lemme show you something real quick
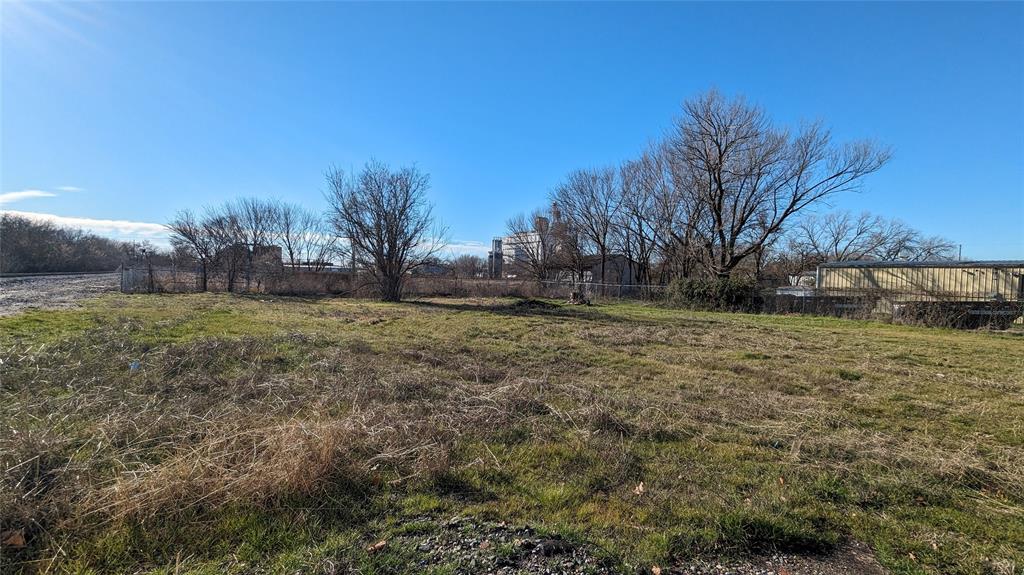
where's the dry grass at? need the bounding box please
[1,294,1021,574]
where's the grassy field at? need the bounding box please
[1,294,1022,574]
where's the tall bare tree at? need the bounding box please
[551,167,620,282]
[666,90,891,277]
[616,150,680,286]
[275,201,306,270]
[325,160,445,301]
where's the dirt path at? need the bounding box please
[0,273,119,316]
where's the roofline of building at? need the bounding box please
[818,260,1024,269]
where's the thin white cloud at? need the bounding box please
[1,210,170,247]
[0,190,57,205]
[444,240,490,258]
[56,186,84,192]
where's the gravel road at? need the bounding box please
[0,273,119,316]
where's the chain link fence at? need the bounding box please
[120,267,1021,329]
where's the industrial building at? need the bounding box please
[776,260,1024,327]
[815,260,1024,301]
[487,204,639,285]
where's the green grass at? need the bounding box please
[1,293,1022,574]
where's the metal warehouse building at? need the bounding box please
[816,260,1024,302]
[810,260,1024,328]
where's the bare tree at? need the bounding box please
[553,216,590,283]
[909,235,957,261]
[325,160,445,301]
[616,150,679,286]
[229,198,280,289]
[301,214,341,272]
[791,211,897,263]
[202,208,246,292]
[275,201,306,270]
[166,210,217,291]
[666,90,891,277]
[790,210,956,264]
[504,209,560,283]
[451,254,486,278]
[551,167,620,282]
[275,202,340,271]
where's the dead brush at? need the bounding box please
[81,416,369,521]
[578,392,686,442]
[587,405,636,436]
[72,375,571,524]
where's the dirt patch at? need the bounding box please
[667,540,887,574]
[374,516,885,574]
[510,298,558,310]
[376,515,614,574]
[0,273,118,316]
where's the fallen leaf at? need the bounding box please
[652,566,662,575]
[1,530,26,548]
[366,539,387,554]
[778,476,785,486]
[479,540,492,550]
[633,482,645,496]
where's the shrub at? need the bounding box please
[666,277,762,312]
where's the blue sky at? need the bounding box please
[2,1,1022,259]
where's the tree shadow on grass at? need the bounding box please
[404,297,721,329]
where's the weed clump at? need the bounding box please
[837,369,863,381]
[511,298,558,311]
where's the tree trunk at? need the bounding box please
[380,274,403,302]
[600,246,607,283]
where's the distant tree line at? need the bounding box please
[507,90,956,285]
[0,213,168,274]
[167,198,340,292]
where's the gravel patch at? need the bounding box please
[379,515,614,574]
[0,273,119,316]
[665,540,886,574]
